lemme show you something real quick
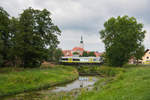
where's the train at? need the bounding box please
[60,56,103,65]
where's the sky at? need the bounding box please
[0,0,150,52]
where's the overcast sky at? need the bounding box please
[0,0,150,52]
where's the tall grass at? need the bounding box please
[77,65,150,100]
[0,65,78,96]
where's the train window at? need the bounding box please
[73,59,80,61]
[80,58,89,62]
[93,59,97,61]
[61,58,68,60]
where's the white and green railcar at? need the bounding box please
[60,57,103,64]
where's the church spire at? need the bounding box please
[80,36,84,48]
[80,36,83,43]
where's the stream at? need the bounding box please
[2,76,99,100]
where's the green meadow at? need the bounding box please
[77,65,150,100]
[1,65,150,100]
[0,65,78,97]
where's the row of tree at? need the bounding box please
[81,51,96,57]
[100,15,146,67]
[0,7,62,67]
[72,51,96,57]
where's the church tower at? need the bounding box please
[80,36,84,48]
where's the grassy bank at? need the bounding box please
[77,65,125,76]
[77,65,150,100]
[0,65,78,97]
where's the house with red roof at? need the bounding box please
[62,50,73,56]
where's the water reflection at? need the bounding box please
[52,76,98,92]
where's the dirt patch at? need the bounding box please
[41,62,56,68]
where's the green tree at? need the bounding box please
[48,47,55,62]
[48,48,63,62]
[88,51,96,57]
[0,7,11,67]
[100,52,107,63]
[73,52,79,55]
[100,15,146,67]
[9,17,20,67]
[81,51,88,57]
[133,45,145,65]
[53,48,64,62]
[15,7,61,67]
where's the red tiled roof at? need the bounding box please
[86,51,90,53]
[62,48,103,57]
[145,49,150,53]
[72,47,84,51]
[94,52,103,57]
[62,50,73,56]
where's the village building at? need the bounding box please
[128,56,137,64]
[129,49,150,64]
[142,49,150,64]
[62,36,102,57]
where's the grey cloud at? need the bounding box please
[0,0,150,51]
